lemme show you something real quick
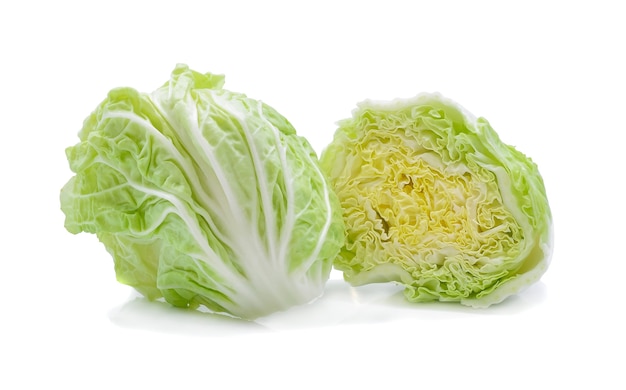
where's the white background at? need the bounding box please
[2,1,624,388]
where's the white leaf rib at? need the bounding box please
[189,96,272,267]
[256,101,296,266]
[209,95,279,261]
[146,98,246,225]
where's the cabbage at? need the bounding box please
[320,93,552,307]
[60,64,344,319]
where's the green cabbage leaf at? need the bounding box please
[61,64,344,319]
[320,93,552,307]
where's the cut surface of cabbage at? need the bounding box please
[320,93,552,307]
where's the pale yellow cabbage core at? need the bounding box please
[339,133,522,283]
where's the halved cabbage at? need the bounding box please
[320,93,552,307]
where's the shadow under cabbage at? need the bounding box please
[108,292,269,336]
[108,280,547,335]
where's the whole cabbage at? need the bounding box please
[61,64,344,319]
